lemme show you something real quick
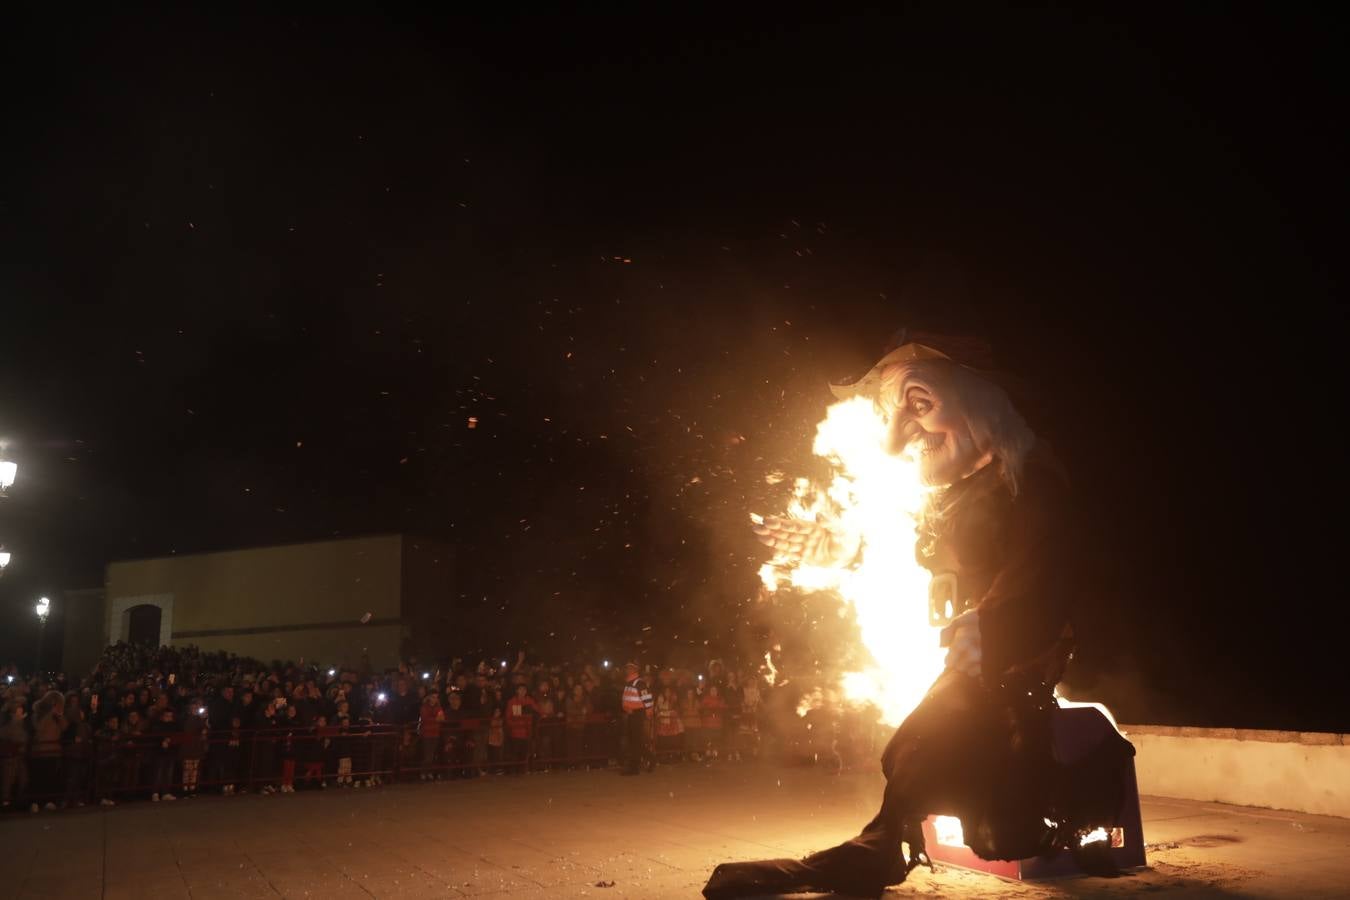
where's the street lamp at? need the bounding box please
[0,548,10,575]
[0,458,16,494]
[35,596,50,673]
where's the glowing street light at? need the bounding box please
[0,548,10,574]
[35,596,50,674]
[0,459,15,494]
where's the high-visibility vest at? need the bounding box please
[622,678,653,714]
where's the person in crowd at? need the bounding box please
[278,702,301,793]
[390,678,421,731]
[619,662,654,776]
[418,690,445,781]
[655,686,685,759]
[350,715,376,788]
[62,704,93,807]
[92,713,120,806]
[150,706,179,801]
[0,701,30,810]
[30,690,66,810]
[254,698,281,794]
[307,714,332,787]
[700,684,729,761]
[534,680,560,771]
[504,684,537,774]
[681,687,705,763]
[487,706,505,773]
[119,708,147,797]
[737,671,762,760]
[208,684,236,733]
[721,672,743,762]
[564,683,590,768]
[333,700,354,786]
[179,704,207,796]
[216,716,243,795]
[442,690,470,778]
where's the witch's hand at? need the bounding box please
[751,515,859,568]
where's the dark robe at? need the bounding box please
[704,445,1134,899]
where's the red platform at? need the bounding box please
[921,706,1148,881]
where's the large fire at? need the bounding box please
[757,396,945,726]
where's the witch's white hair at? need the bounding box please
[877,358,1036,495]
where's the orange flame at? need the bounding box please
[758,396,944,725]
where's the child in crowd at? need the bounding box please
[62,705,93,807]
[655,686,685,758]
[680,688,704,763]
[150,707,179,801]
[179,705,207,796]
[418,693,444,781]
[700,685,728,761]
[278,703,300,793]
[487,707,505,773]
[92,714,120,806]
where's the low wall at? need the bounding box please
[1121,724,1350,819]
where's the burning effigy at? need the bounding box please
[704,330,1137,898]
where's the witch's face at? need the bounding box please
[886,363,982,486]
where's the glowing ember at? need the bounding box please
[933,815,965,847]
[1080,827,1110,847]
[758,396,943,725]
[763,650,779,687]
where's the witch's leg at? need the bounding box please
[703,674,991,899]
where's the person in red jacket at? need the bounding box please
[699,685,728,761]
[504,684,537,774]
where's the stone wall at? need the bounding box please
[1122,724,1350,818]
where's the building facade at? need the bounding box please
[102,534,452,670]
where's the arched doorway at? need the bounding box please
[127,604,163,646]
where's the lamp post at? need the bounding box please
[0,548,10,577]
[35,596,50,674]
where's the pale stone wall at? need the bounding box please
[104,535,405,669]
[1122,724,1350,819]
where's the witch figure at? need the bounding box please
[704,331,1135,898]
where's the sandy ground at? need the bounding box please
[1,763,1345,899]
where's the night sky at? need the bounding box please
[1,9,1342,729]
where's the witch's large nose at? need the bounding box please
[886,416,919,455]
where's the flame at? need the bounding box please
[758,396,944,725]
[763,651,779,687]
[933,815,965,847]
[1079,826,1110,847]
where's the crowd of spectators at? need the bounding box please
[0,643,782,813]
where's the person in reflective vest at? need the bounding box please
[620,662,654,775]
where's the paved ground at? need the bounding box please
[2,764,1346,899]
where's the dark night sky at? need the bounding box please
[1,9,1343,728]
